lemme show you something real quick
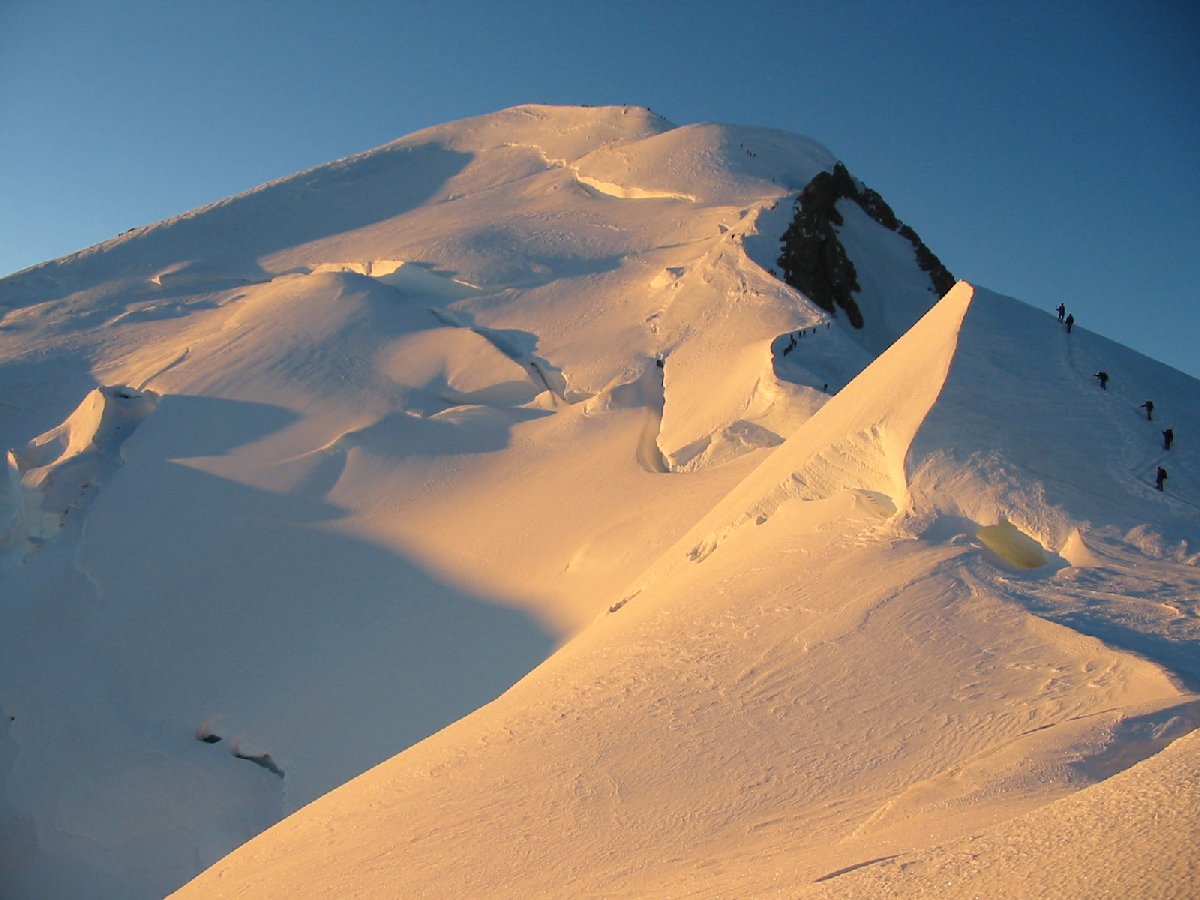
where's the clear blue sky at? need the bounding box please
[2,0,1197,376]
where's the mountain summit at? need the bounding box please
[1,105,1196,898]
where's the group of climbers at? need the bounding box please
[1091,376,1174,490]
[779,321,832,357]
[1084,340,1176,494]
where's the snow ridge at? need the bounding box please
[0,104,1197,899]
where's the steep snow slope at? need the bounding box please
[1,105,1196,898]
[174,283,1199,898]
[0,104,853,897]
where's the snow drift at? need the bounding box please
[2,385,157,552]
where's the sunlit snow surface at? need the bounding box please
[1,105,1197,898]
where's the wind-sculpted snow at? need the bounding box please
[2,385,157,556]
[647,280,971,567]
[312,258,481,298]
[573,122,837,205]
[0,104,851,477]
[904,285,1200,556]
[573,172,697,201]
[0,388,560,897]
[1,105,1198,898]
[175,279,1199,898]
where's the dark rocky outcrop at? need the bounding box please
[777,162,955,328]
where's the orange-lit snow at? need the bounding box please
[1,105,1196,899]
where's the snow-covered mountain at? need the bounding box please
[1,105,1196,899]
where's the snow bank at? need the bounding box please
[633,281,972,573]
[2,385,157,551]
[905,285,1200,555]
[312,259,480,299]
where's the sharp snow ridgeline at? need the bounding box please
[1,105,1197,899]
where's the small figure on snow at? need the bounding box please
[655,354,665,369]
[1163,428,1174,450]
[1056,303,1066,322]
[1141,400,1154,421]
[1065,313,1075,333]
[1155,465,1168,491]
[782,334,797,356]
[1094,371,1109,390]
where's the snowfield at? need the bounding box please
[0,104,1196,898]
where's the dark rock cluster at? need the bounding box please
[777,162,955,329]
